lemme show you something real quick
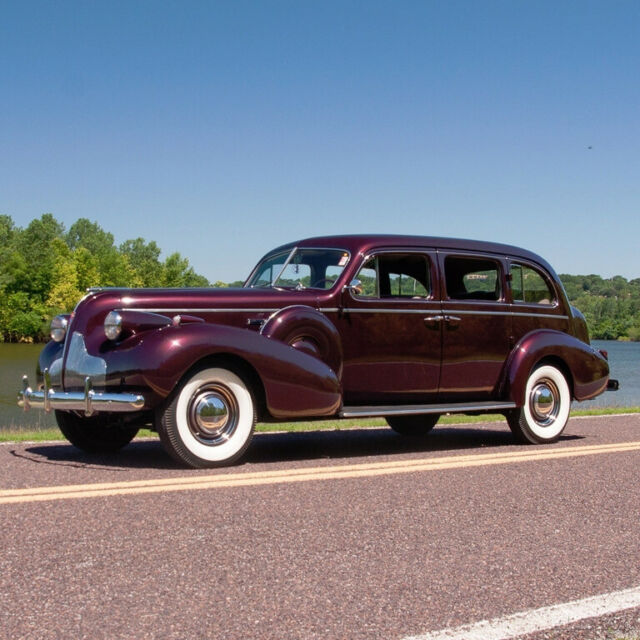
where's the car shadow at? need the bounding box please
[19,424,584,471]
[246,425,583,464]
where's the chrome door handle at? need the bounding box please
[424,315,444,329]
[444,315,461,329]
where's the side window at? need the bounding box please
[511,263,555,305]
[354,254,431,299]
[445,256,502,301]
[354,259,378,297]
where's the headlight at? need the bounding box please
[50,315,69,343]
[104,311,123,341]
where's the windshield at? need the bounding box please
[245,247,350,290]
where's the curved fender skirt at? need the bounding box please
[506,330,610,405]
[104,324,342,419]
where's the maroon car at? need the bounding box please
[19,235,613,467]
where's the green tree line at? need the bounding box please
[2,214,639,342]
[0,213,210,341]
[560,273,640,341]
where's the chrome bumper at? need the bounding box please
[18,370,145,416]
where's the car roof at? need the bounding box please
[268,234,557,276]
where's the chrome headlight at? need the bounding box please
[104,311,123,341]
[50,315,69,343]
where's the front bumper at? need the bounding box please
[18,370,145,416]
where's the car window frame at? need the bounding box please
[349,248,439,303]
[507,258,560,309]
[441,252,507,304]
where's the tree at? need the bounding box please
[46,239,83,312]
[119,238,164,287]
[73,247,101,292]
[67,218,115,256]
[162,252,209,287]
[13,213,65,299]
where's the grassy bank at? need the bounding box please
[2,407,639,443]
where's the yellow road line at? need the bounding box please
[2,441,639,505]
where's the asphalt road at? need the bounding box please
[1,414,639,640]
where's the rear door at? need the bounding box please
[438,251,512,402]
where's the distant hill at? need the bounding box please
[559,274,640,341]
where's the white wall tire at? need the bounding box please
[507,365,571,444]
[157,367,256,468]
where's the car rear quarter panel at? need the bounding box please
[505,329,610,404]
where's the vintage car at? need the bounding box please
[19,235,615,467]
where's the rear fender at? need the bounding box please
[504,329,609,405]
[104,323,341,419]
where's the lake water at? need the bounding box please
[0,340,638,430]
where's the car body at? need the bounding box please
[19,235,613,467]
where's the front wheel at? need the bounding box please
[386,414,439,436]
[55,411,139,453]
[506,365,571,444]
[156,367,256,468]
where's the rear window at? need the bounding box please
[510,263,555,305]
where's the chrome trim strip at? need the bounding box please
[447,309,568,319]
[121,307,567,320]
[120,308,280,314]
[512,311,567,319]
[18,374,145,415]
[342,308,441,314]
[340,308,568,319]
[340,401,517,418]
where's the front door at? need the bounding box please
[338,250,442,405]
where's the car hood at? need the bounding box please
[69,286,325,336]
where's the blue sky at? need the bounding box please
[1,1,639,282]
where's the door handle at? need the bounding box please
[444,315,461,328]
[424,315,444,329]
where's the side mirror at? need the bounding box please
[343,279,363,296]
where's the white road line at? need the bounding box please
[403,586,640,640]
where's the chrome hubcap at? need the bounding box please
[188,385,238,445]
[529,379,560,426]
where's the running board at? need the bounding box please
[340,401,517,419]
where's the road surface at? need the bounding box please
[1,414,639,640]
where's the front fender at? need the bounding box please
[36,340,65,387]
[505,329,609,405]
[103,323,342,419]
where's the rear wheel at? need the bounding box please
[157,367,256,468]
[386,414,439,436]
[55,411,139,453]
[506,364,571,444]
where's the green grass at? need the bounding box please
[2,407,639,443]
